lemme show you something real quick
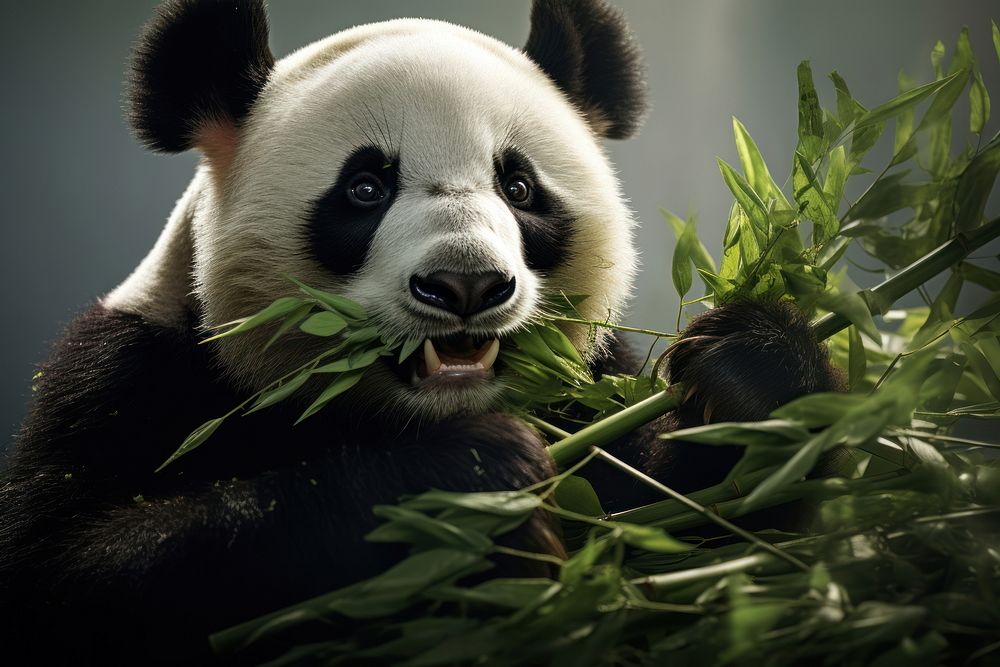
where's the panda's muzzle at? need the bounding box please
[403,272,515,387]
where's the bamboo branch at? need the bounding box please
[593,448,810,572]
[546,384,684,467]
[812,215,1000,340]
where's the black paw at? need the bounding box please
[666,301,844,427]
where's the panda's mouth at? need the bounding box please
[410,334,501,386]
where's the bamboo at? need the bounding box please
[593,448,810,572]
[546,384,684,467]
[812,215,1000,340]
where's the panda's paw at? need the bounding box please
[666,301,844,427]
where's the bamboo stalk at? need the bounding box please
[812,215,1000,340]
[593,448,810,572]
[546,384,684,468]
[630,552,782,589]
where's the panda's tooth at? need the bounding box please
[424,339,442,374]
[480,339,500,370]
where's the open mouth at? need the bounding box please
[410,333,501,386]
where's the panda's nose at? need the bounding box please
[409,272,516,316]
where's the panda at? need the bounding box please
[0,0,843,663]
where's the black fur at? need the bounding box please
[127,0,275,152]
[0,305,561,664]
[308,146,401,275]
[524,0,647,139]
[495,147,574,272]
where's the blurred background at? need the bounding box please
[1,1,997,449]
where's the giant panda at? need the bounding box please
[0,0,843,663]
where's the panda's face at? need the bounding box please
[190,20,638,421]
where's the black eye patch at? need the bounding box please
[307,146,400,275]
[494,147,574,273]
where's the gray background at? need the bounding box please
[1,1,998,447]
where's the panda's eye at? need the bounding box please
[502,174,532,206]
[346,173,387,208]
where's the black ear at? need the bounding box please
[524,0,647,139]
[127,0,275,153]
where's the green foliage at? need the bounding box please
[172,26,1000,665]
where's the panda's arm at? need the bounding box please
[0,305,561,662]
[586,301,845,511]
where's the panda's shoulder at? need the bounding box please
[19,304,222,458]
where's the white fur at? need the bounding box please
[107,18,639,420]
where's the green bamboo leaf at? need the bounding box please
[931,40,946,73]
[915,69,969,134]
[296,370,365,423]
[893,70,917,154]
[367,505,493,553]
[288,276,368,321]
[264,303,314,350]
[978,337,1000,379]
[560,531,610,586]
[849,119,886,167]
[313,347,382,373]
[781,263,827,303]
[847,172,942,221]
[697,269,735,300]
[970,68,990,134]
[909,271,964,351]
[299,311,349,337]
[772,393,867,428]
[797,61,825,161]
[960,342,1000,401]
[954,134,1000,231]
[157,417,225,471]
[993,20,1000,63]
[618,524,691,554]
[792,152,837,243]
[829,71,861,126]
[660,419,811,446]
[553,475,604,517]
[847,325,867,391]
[960,262,1000,290]
[202,296,306,343]
[671,216,696,299]
[538,323,586,367]
[427,579,556,610]
[245,371,312,415]
[344,326,382,347]
[398,335,424,364]
[823,145,848,213]
[402,489,542,516]
[733,117,789,207]
[920,354,967,412]
[854,71,965,132]
[718,158,770,235]
[663,209,718,285]
[818,290,881,344]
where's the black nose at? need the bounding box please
[409,272,516,316]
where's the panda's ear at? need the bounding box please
[126,0,275,155]
[524,0,647,139]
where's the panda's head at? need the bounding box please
[114,0,646,422]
